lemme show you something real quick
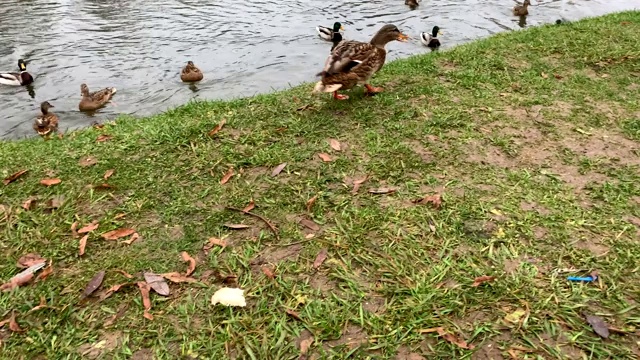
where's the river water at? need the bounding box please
[0,0,638,139]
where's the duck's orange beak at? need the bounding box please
[397,33,409,42]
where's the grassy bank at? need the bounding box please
[1,11,640,359]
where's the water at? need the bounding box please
[0,0,637,139]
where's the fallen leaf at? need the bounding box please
[22,197,37,210]
[96,134,112,142]
[368,188,396,195]
[328,139,341,151]
[224,223,251,230]
[78,222,99,234]
[413,194,442,209]
[3,169,28,185]
[286,309,302,321]
[115,270,134,279]
[83,270,106,297]
[300,219,320,231]
[204,237,227,252]
[104,303,128,327]
[220,168,234,184]
[300,336,314,355]
[103,169,115,180]
[0,272,34,292]
[585,314,610,339]
[306,195,318,212]
[271,162,287,177]
[102,228,136,240]
[313,248,328,269]
[318,153,332,162]
[79,235,88,256]
[46,195,65,209]
[28,296,49,313]
[79,156,98,167]
[472,275,496,287]
[121,232,140,245]
[71,221,79,237]
[92,122,105,129]
[436,327,475,349]
[36,262,53,281]
[207,118,226,137]
[242,200,255,213]
[97,283,134,301]
[554,73,563,79]
[114,213,126,220]
[17,253,45,268]
[261,266,275,279]
[93,183,114,190]
[137,282,154,320]
[40,178,61,186]
[161,272,198,283]
[505,308,527,324]
[351,176,368,195]
[541,72,549,79]
[144,272,170,296]
[181,251,196,276]
[6,312,23,332]
[211,287,246,307]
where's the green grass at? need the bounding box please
[1,11,640,360]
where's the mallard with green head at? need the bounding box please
[181,61,204,82]
[317,22,344,43]
[0,59,34,86]
[79,83,117,112]
[513,0,531,16]
[420,26,442,48]
[33,101,59,137]
[313,24,409,100]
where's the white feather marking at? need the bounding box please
[420,32,431,46]
[0,73,21,86]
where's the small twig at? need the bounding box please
[225,207,280,241]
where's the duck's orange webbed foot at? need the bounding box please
[333,92,349,100]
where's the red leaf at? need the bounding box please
[328,139,341,151]
[78,222,99,234]
[313,248,328,269]
[553,73,563,80]
[103,169,115,180]
[40,178,61,186]
[472,275,496,287]
[3,169,28,185]
[83,271,106,297]
[79,235,88,256]
[181,251,196,276]
[306,195,318,213]
[271,162,287,177]
[220,168,234,185]
[102,228,136,240]
[318,153,332,162]
[242,200,255,213]
[137,282,154,320]
[207,118,226,137]
[261,266,276,279]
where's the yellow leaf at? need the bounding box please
[505,308,527,324]
[495,227,505,239]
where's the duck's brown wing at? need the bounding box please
[89,88,115,103]
[319,40,380,76]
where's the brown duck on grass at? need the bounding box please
[181,61,204,82]
[33,101,59,137]
[513,0,531,16]
[313,24,409,100]
[79,83,117,112]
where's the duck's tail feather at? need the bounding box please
[313,82,342,93]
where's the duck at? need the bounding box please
[316,22,344,42]
[79,83,117,112]
[0,59,34,86]
[313,24,408,100]
[180,61,204,82]
[405,0,419,9]
[33,101,59,137]
[513,0,531,16]
[420,26,442,48]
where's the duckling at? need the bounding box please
[317,22,344,42]
[420,26,442,49]
[180,61,204,82]
[313,24,409,100]
[405,0,419,9]
[33,101,59,137]
[0,59,34,86]
[79,83,117,112]
[513,0,531,16]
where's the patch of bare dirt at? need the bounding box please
[253,243,303,265]
[575,238,610,257]
[77,331,123,359]
[532,226,548,240]
[504,258,521,275]
[439,60,458,71]
[549,164,610,190]
[536,332,586,359]
[561,133,640,166]
[326,325,369,350]
[308,274,339,293]
[404,140,434,163]
[396,346,426,360]
[471,332,510,360]
[131,348,155,360]
[362,295,386,314]
[465,142,515,168]
[519,201,551,215]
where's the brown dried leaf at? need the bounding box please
[318,153,332,162]
[271,162,287,177]
[161,272,198,283]
[17,253,45,268]
[368,188,396,195]
[40,178,61,186]
[286,309,302,321]
[435,327,475,349]
[300,219,320,231]
[306,195,318,213]
[97,283,132,301]
[181,251,196,276]
[79,235,88,256]
[242,200,255,213]
[207,118,226,137]
[0,272,34,292]
[104,303,128,327]
[204,237,227,252]
[144,272,170,296]
[103,169,115,180]
[351,176,368,195]
[313,248,328,269]
[261,266,275,280]
[224,223,251,230]
[79,156,98,167]
[71,221,79,237]
[114,213,126,220]
[96,134,112,142]
[585,314,610,339]
[93,183,114,190]
[22,197,37,210]
[3,169,28,185]
[220,168,234,185]
[413,194,442,209]
[472,275,496,287]
[137,282,154,320]
[121,232,140,245]
[300,336,314,355]
[102,228,136,240]
[83,270,106,297]
[78,222,99,234]
[28,296,49,313]
[541,72,549,79]
[36,262,53,281]
[7,312,23,332]
[553,73,563,80]
[328,139,341,151]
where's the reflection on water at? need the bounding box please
[0,0,638,139]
